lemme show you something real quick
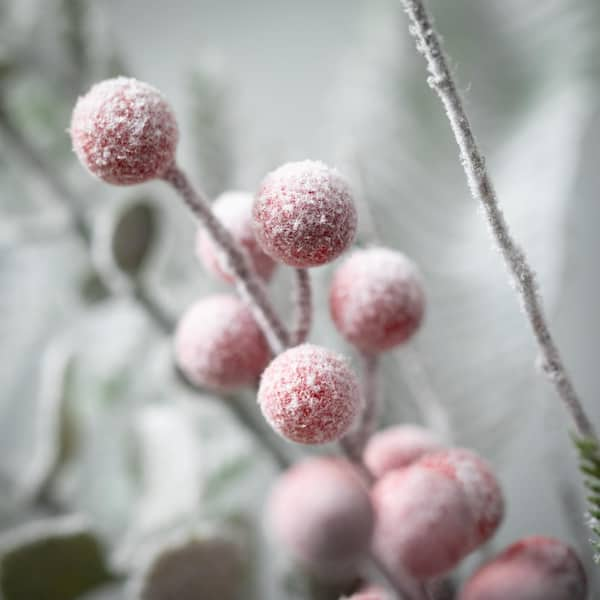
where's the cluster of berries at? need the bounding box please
[70,77,587,599]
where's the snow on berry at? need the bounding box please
[371,465,474,578]
[419,448,504,549]
[253,160,357,268]
[174,294,270,390]
[257,343,361,444]
[70,77,178,185]
[196,191,277,283]
[363,425,444,478]
[267,457,373,580]
[329,247,425,353]
[460,536,587,600]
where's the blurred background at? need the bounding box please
[1,0,600,598]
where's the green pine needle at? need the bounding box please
[573,434,600,562]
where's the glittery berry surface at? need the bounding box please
[253,160,357,268]
[174,294,270,390]
[330,247,425,353]
[460,536,587,600]
[257,343,361,444]
[70,77,178,185]
[197,191,277,283]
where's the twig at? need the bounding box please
[162,164,289,355]
[399,0,596,442]
[290,268,312,346]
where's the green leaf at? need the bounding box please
[0,516,113,600]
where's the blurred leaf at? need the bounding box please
[110,200,159,278]
[129,530,245,600]
[0,516,112,600]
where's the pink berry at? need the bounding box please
[363,425,444,478]
[267,457,373,579]
[196,191,277,283]
[419,448,504,549]
[174,294,270,390]
[70,77,178,185]
[253,160,357,268]
[329,247,425,353]
[371,465,474,578]
[257,344,361,444]
[460,536,587,600]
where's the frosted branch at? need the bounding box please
[399,0,596,441]
[162,164,290,355]
[290,268,312,346]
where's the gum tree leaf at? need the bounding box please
[0,515,112,600]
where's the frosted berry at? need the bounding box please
[253,160,357,268]
[371,464,474,578]
[419,448,504,549]
[257,343,360,444]
[174,294,270,390]
[196,191,277,283]
[70,77,178,185]
[460,536,587,600]
[363,425,444,478]
[267,457,373,580]
[329,247,425,353]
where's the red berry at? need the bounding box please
[174,294,270,390]
[460,536,587,600]
[267,457,373,579]
[253,160,357,268]
[371,465,474,578]
[329,247,425,353]
[363,425,444,478]
[70,77,178,185]
[257,344,361,444]
[196,191,276,283]
[419,449,504,549]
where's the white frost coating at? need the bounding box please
[70,77,178,185]
[257,343,360,444]
[253,160,357,268]
[330,247,425,353]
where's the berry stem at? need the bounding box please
[290,268,312,345]
[399,0,597,442]
[162,164,290,355]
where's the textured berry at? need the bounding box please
[70,77,178,185]
[371,465,474,578]
[174,294,270,390]
[460,536,587,600]
[267,457,373,579]
[329,247,425,353]
[419,448,504,549]
[257,344,360,444]
[363,425,443,478]
[197,191,277,283]
[253,160,357,268]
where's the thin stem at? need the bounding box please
[399,0,596,441]
[291,268,313,346]
[162,164,289,355]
